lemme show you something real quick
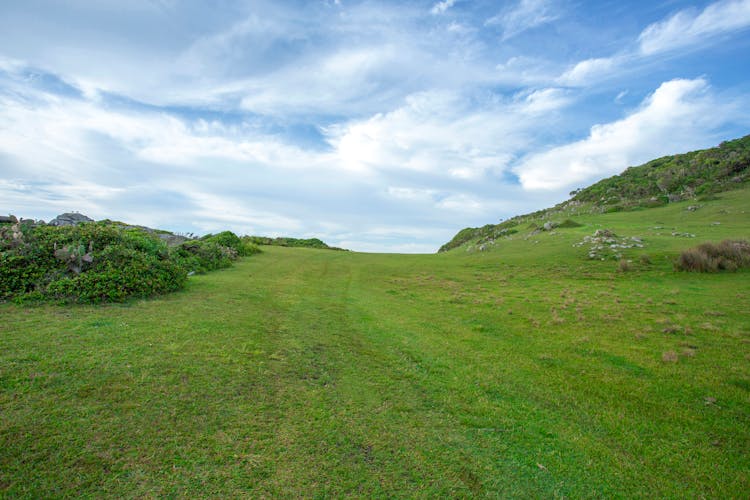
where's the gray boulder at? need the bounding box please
[48,212,95,226]
[0,215,18,224]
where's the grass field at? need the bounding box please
[2,191,749,497]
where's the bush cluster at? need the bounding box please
[244,235,342,251]
[0,222,186,303]
[572,134,750,209]
[675,240,750,272]
[0,223,259,303]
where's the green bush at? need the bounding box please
[1,222,187,303]
[173,239,237,273]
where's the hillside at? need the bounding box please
[440,134,750,253]
[2,140,749,496]
[3,218,749,496]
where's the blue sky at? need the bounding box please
[1,0,749,252]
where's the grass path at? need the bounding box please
[2,246,749,497]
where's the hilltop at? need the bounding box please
[440,134,750,253]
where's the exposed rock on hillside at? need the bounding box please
[48,212,95,226]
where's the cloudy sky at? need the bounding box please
[1,0,749,252]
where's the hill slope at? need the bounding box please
[3,237,749,496]
[440,134,750,253]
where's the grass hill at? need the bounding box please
[440,134,750,253]
[1,138,749,496]
[245,235,347,251]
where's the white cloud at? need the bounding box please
[386,187,438,202]
[326,88,569,179]
[431,0,456,15]
[514,78,739,190]
[521,87,570,113]
[436,194,483,212]
[0,84,326,173]
[487,0,560,41]
[639,0,750,55]
[557,56,621,87]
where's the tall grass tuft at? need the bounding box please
[675,239,750,272]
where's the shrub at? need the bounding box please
[239,239,262,256]
[675,240,750,272]
[203,231,242,250]
[1,222,187,303]
[173,240,237,273]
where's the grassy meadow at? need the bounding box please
[2,190,749,497]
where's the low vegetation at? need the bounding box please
[0,222,255,303]
[2,241,748,496]
[571,134,750,208]
[676,239,750,272]
[442,134,750,253]
[246,235,346,251]
[2,136,749,496]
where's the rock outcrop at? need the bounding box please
[48,213,95,226]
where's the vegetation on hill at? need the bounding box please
[571,134,750,208]
[0,221,255,303]
[441,134,750,253]
[2,138,749,496]
[245,235,347,251]
[2,237,748,496]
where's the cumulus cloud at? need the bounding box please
[514,78,741,190]
[639,0,750,55]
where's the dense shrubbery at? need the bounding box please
[0,223,258,303]
[173,239,236,273]
[675,240,750,272]
[245,235,343,251]
[201,231,262,257]
[572,134,750,208]
[0,222,187,303]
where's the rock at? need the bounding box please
[686,205,700,212]
[593,229,616,238]
[48,212,95,226]
[0,215,18,224]
[157,233,189,247]
[542,221,557,231]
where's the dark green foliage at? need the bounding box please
[201,230,262,257]
[573,134,750,208]
[246,235,344,251]
[173,240,237,274]
[45,252,186,303]
[202,231,242,250]
[675,240,750,272]
[0,222,187,303]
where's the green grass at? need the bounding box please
[2,189,750,497]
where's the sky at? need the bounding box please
[1,0,749,253]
